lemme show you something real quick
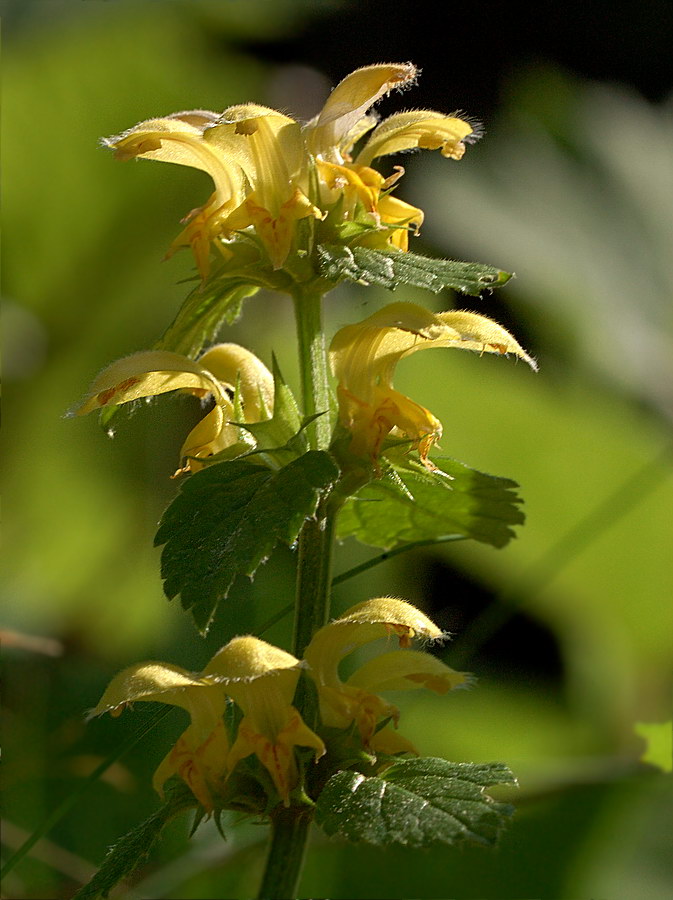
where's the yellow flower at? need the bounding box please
[304,598,467,754]
[329,301,537,467]
[203,637,325,806]
[89,661,230,811]
[104,64,477,277]
[90,637,326,810]
[74,343,273,474]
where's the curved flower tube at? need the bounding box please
[203,637,325,805]
[304,598,467,752]
[74,343,274,474]
[329,301,537,466]
[104,63,477,277]
[89,661,230,811]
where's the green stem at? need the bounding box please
[332,534,467,586]
[256,285,337,900]
[256,806,312,900]
[292,500,339,659]
[292,286,332,451]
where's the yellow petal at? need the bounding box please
[73,350,223,415]
[334,597,445,642]
[88,661,208,718]
[357,110,476,166]
[227,707,324,805]
[177,405,243,476]
[347,649,468,694]
[202,636,323,805]
[166,192,241,280]
[105,113,212,163]
[305,597,445,692]
[204,635,301,681]
[436,310,539,369]
[329,302,446,398]
[225,188,322,269]
[329,302,536,463]
[104,113,245,211]
[198,343,274,422]
[370,193,425,251]
[152,718,230,810]
[336,382,442,464]
[316,160,384,213]
[317,683,398,745]
[204,637,303,741]
[331,301,537,392]
[338,113,379,157]
[307,63,418,159]
[305,600,447,746]
[210,105,305,215]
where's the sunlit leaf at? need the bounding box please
[317,245,512,295]
[337,457,524,549]
[315,758,515,847]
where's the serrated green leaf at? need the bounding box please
[72,784,196,900]
[315,758,515,848]
[155,451,339,632]
[337,457,524,550]
[317,245,511,296]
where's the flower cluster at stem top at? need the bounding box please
[104,63,478,278]
[76,61,537,476]
[90,599,467,811]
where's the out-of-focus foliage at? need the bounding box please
[409,65,673,698]
[3,3,672,899]
[419,65,673,416]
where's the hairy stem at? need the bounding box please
[257,806,312,900]
[292,499,338,658]
[293,286,332,451]
[256,285,336,899]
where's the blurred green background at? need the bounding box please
[2,1,672,898]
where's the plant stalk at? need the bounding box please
[257,807,312,900]
[292,499,338,659]
[292,286,332,451]
[256,285,337,899]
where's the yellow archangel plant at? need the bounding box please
[90,636,325,810]
[304,598,468,754]
[104,63,477,277]
[330,301,538,467]
[90,600,463,810]
[74,343,273,474]
[68,60,531,900]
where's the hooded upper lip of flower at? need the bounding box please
[88,660,231,811]
[329,301,538,466]
[202,636,325,806]
[91,636,325,811]
[103,63,477,277]
[73,343,274,474]
[303,597,468,753]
